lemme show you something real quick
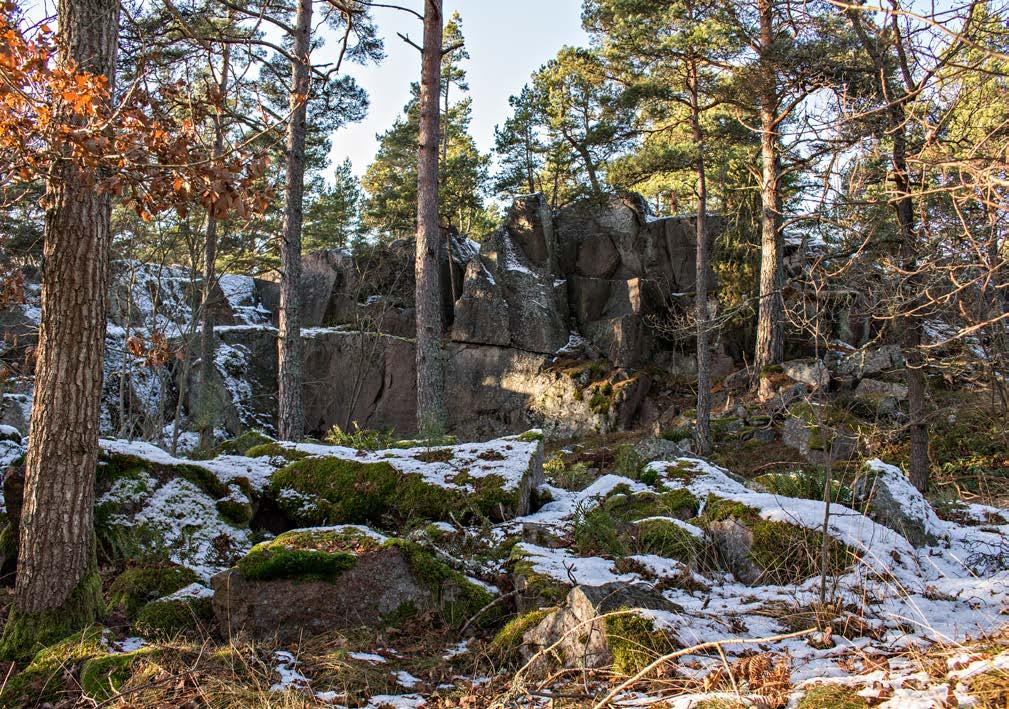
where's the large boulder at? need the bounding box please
[854,460,944,548]
[211,526,496,643]
[836,344,904,378]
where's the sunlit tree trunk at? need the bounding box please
[0,0,119,659]
[690,59,712,456]
[277,0,312,441]
[415,0,447,433]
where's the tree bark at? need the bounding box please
[277,0,312,441]
[415,0,447,434]
[690,60,712,456]
[1,0,119,658]
[199,35,231,450]
[754,0,784,374]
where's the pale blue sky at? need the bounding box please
[330,0,588,177]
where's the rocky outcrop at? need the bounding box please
[0,193,725,441]
[854,460,944,548]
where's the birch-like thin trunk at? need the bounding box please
[277,0,312,441]
[3,0,119,654]
[415,0,447,434]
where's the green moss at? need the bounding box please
[573,504,627,557]
[760,364,785,375]
[515,430,544,442]
[80,647,156,702]
[215,496,254,525]
[605,488,699,522]
[134,596,213,639]
[604,611,676,674]
[0,626,108,705]
[750,519,856,585]
[272,454,523,525]
[412,448,454,463]
[244,442,310,461]
[390,540,498,629]
[237,528,376,582]
[700,494,761,524]
[217,430,274,456]
[508,548,569,606]
[0,566,104,661]
[108,564,199,619]
[798,684,868,709]
[271,457,401,525]
[634,519,701,563]
[490,607,556,661]
[589,392,612,415]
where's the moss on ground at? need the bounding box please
[797,683,868,708]
[215,495,254,525]
[604,611,676,674]
[271,454,524,525]
[244,442,310,461]
[134,596,213,640]
[0,626,108,705]
[217,430,274,456]
[490,607,556,662]
[80,646,157,702]
[108,564,199,619]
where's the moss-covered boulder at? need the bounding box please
[211,526,499,642]
[217,430,274,456]
[520,584,680,673]
[108,563,199,619]
[133,584,214,639]
[268,432,544,525]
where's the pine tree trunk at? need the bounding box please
[415,0,447,434]
[894,135,929,491]
[690,62,712,456]
[277,0,312,441]
[1,0,118,658]
[199,39,231,450]
[754,0,784,374]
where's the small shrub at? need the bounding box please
[325,423,397,451]
[614,445,646,480]
[572,503,627,557]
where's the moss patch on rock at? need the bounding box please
[490,607,556,662]
[244,442,310,462]
[271,454,525,526]
[217,430,274,456]
[108,564,199,619]
[604,611,677,674]
[236,528,377,582]
[509,547,569,608]
[134,596,213,640]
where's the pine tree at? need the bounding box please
[0,0,119,659]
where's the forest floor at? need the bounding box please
[1,381,1008,708]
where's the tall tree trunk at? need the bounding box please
[415,0,447,434]
[893,129,929,491]
[754,0,784,374]
[690,62,712,456]
[0,0,119,659]
[277,0,312,441]
[199,36,231,450]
